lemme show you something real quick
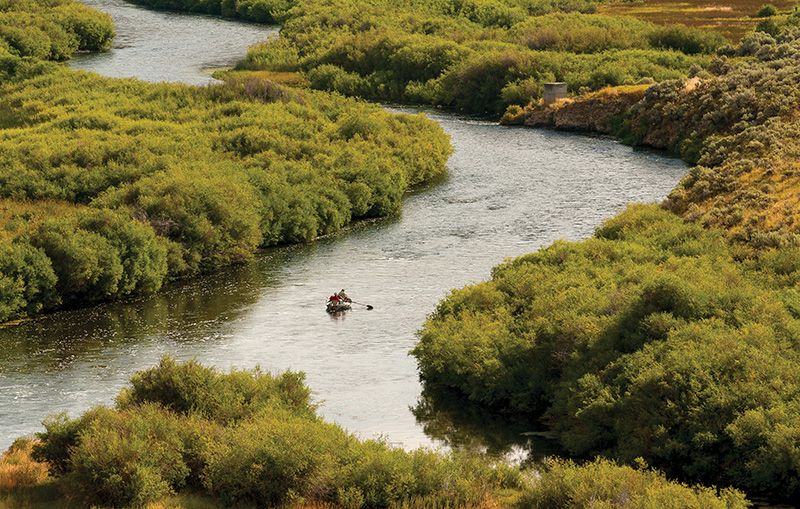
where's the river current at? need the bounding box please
[0,0,688,453]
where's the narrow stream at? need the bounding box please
[0,0,689,453]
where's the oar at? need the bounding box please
[351,301,373,310]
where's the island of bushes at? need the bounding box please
[0,0,452,323]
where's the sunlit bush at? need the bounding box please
[0,438,50,491]
[235,0,716,113]
[31,357,521,508]
[0,56,450,319]
[0,0,113,60]
[519,457,748,508]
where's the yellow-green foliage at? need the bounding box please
[617,29,800,247]
[0,0,114,60]
[412,204,800,500]
[128,0,726,113]
[519,457,748,508]
[226,0,723,114]
[0,63,451,322]
[30,357,519,509]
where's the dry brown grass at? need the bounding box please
[0,439,49,492]
[600,0,798,42]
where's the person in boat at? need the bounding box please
[337,289,351,302]
[329,293,341,304]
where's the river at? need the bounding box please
[0,0,688,454]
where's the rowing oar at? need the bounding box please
[351,301,373,310]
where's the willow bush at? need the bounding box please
[518,457,747,509]
[222,0,723,114]
[126,0,725,113]
[616,29,800,245]
[18,357,747,508]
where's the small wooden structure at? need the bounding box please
[543,82,567,105]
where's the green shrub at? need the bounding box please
[30,358,521,508]
[203,406,349,506]
[646,24,727,54]
[756,4,779,17]
[116,355,314,424]
[413,204,800,499]
[518,457,748,508]
[31,411,91,475]
[64,404,190,508]
[0,0,114,61]
[26,216,125,304]
[0,57,450,319]
[0,241,57,321]
[51,2,115,51]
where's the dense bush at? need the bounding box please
[29,357,521,508]
[0,59,450,321]
[116,356,313,423]
[127,0,296,22]
[413,204,800,500]
[0,438,50,491]
[518,457,748,508]
[0,241,57,319]
[616,28,800,243]
[0,0,114,60]
[64,404,192,507]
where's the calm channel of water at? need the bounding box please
[0,0,688,453]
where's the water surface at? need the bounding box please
[68,0,277,85]
[1,0,689,453]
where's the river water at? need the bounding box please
[0,1,688,453]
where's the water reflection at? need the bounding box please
[412,384,563,462]
[1,260,276,366]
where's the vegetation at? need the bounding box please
[0,357,747,508]
[125,0,730,115]
[413,204,800,501]
[0,0,114,60]
[412,13,800,506]
[0,61,450,322]
[3,0,800,506]
[600,0,799,43]
[15,357,519,508]
[518,457,747,508]
[617,29,800,249]
[237,0,724,115]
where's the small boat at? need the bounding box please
[326,301,351,313]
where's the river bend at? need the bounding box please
[0,1,688,452]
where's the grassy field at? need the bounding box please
[601,0,798,41]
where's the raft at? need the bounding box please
[326,301,351,313]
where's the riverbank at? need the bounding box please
[0,357,749,509]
